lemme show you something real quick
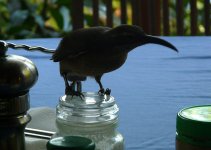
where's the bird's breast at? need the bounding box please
[60,51,127,76]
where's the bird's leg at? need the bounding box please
[65,80,84,98]
[95,75,111,95]
[76,81,84,98]
[63,74,69,88]
[95,75,104,93]
[67,81,85,98]
[63,74,80,97]
[76,81,82,92]
[63,74,85,98]
[70,81,76,91]
[63,74,74,95]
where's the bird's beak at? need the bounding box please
[143,35,178,52]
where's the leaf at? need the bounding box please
[49,8,64,29]
[7,0,21,12]
[55,0,71,6]
[59,6,70,31]
[10,10,29,26]
[33,14,45,28]
[84,14,93,26]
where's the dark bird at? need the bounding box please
[52,25,178,96]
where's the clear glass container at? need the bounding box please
[55,92,124,150]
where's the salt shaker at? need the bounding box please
[55,92,124,150]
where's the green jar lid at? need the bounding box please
[177,105,211,142]
[46,136,95,150]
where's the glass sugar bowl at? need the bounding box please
[55,92,124,150]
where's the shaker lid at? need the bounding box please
[46,136,95,150]
[177,105,211,140]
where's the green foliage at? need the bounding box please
[0,0,208,39]
[0,0,71,39]
[169,0,206,35]
[0,0,124,39]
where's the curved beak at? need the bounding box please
[144,35,178,52]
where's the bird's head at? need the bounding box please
[106,25,178,52]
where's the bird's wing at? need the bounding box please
[52,27,111,62]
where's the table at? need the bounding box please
[7,37,211,150]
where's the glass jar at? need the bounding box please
[176,105,211,150]
[55,92,124,150]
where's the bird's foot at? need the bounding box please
[98,88,111,96]
[65,86,84,99]
[98,88,105,95]
[71,91,84,99]
[105,88,111,95]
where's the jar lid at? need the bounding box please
[177,105,211,140]
[46,136,95,150]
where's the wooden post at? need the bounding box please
[139,0,150,34]
[150,0,161,35]
[70,0,84,30]
[204,0,210,35]
[120,0,127,24]
[106,0,113,27]
[190,0,197,35]
[162,0,170,35]
[92,0,99,26]
[131,0,141,26]
[176,0,184,35]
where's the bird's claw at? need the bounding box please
[98,88,105,95]
[65,86,72,95]
[71,91,84,99]
[98,88,111,96]
[105,88,111,95]
[65,86,84,99]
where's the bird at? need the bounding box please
[51,25,178,96]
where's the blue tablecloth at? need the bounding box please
[7,37,211,150]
